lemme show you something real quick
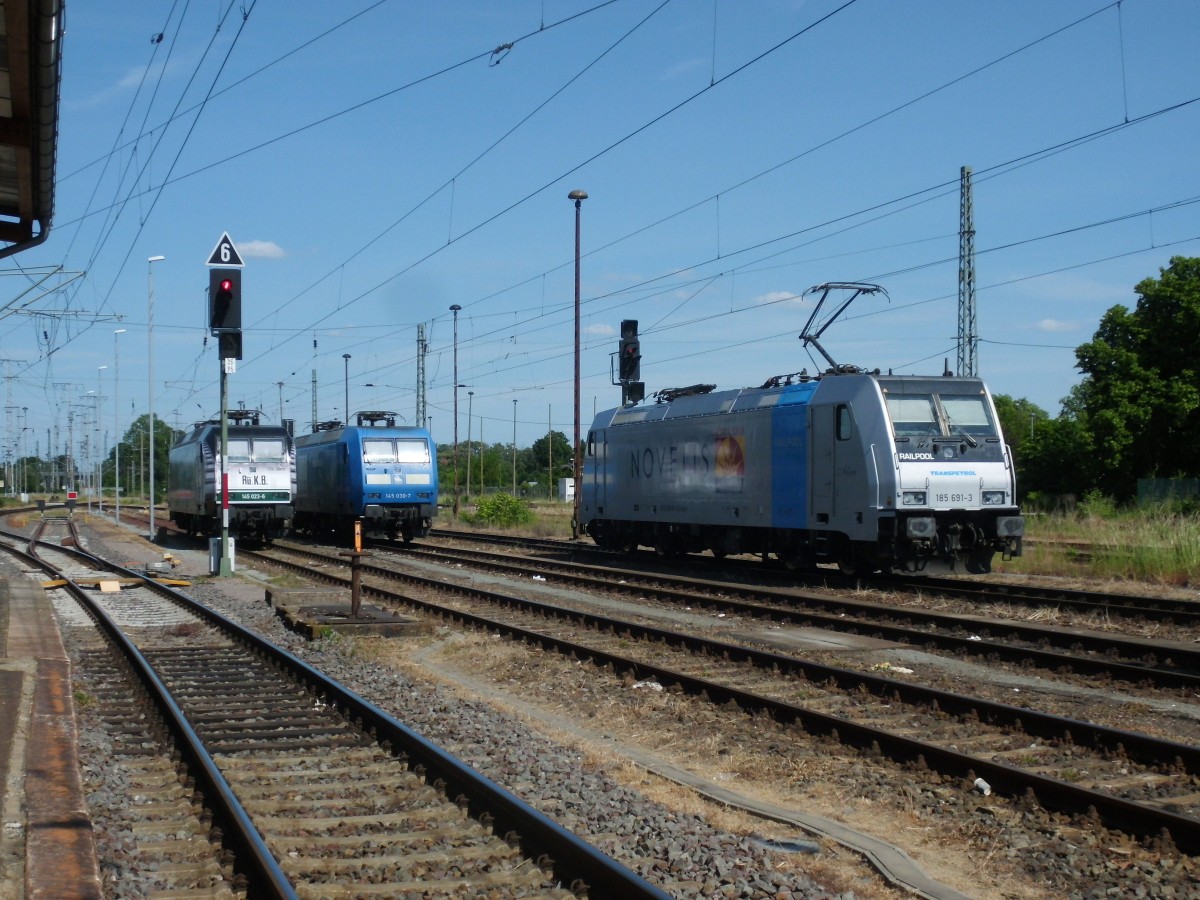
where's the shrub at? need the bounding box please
[1077,489,1117,520]
[462,493,534,528]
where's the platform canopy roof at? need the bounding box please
[0,0,62,259]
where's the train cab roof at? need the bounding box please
[172,415,293,448]
[593,371,991,431]
[295,413,432,448]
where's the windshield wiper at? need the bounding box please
[944,417,978,448]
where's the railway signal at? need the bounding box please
[618,320,644,406]
[208,268,242,332]
[205,232,246,575]
[619,319,640,381]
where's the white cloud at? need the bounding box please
[753,290,804,306]
[240,240,286,259]
[585,322,615,337]
[117,66,148,90]
[663,57,705,80]
[1035,318,1077,333]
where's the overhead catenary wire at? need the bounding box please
[8,2,1197,436]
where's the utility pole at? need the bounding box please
[957,165,977,378]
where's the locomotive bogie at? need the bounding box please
[580,373,1023,575]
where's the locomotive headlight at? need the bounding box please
[901,490,927,506]
[905,516,937,538]
[982,491,1006,506]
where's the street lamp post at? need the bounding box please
[342,354,352,424]
[96,366,107,512]
[20,407,27,495]
[568,189,587,538]
[465,391,474,501]
[114,328,126,523]
[450,304,462,516]
[147,255,164,540]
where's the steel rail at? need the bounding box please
[429,528,1200,622]
[9,532,296,896]
[39,534,671,899]
[376,539,1200,691]
[255,540,1200,856]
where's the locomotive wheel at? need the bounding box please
[837,553,862,577]
[965,550,994,574]
[780,550,807,572]
[836,542,876,577]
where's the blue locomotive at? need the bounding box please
[292,411,438,542]
[167,410,296,542]
[580,372,1024,575]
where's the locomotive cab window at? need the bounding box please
[885,392,997,440]
[252,439,286,462]
[395,439,430,463]
[363,439,396,463]
[363,438,430,464]
[938,395,995,438]
[836,405,853,440]
[886,396,938,437]
[227,439,251,462]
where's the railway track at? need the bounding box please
[394,537,1200,692]
[430,527,1199,621]
[1,520,669,898]
[249,537,1200,861]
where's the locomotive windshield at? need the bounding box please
[885,391,996,440]
[225,438,286,462]
[252,439,287,462]
[363,439,394,463]
[363,438,431,464]
[396,439,430,463]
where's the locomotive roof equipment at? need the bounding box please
[798,282,889,373]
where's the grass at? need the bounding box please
[996,508,1200,586]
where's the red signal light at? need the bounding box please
[220,278,233,292]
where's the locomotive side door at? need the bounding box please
[586,429,606,508]
[810,403,865,526]
[831,404,867,523]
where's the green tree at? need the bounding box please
[992,394,1047,467]
[107,414,179,500]
[526,430,572,498]
[1073,256,1200,498]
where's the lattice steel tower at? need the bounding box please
[415,323,428,429]
[957,165,978,377]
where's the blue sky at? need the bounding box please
[3,0,1198,467]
